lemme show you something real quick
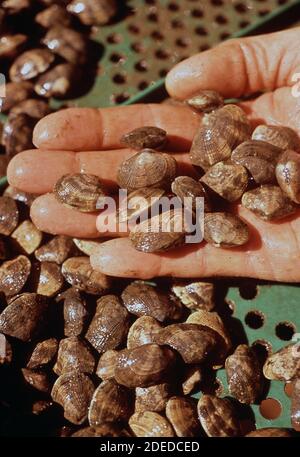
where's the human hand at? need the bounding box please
[7,27,300,281]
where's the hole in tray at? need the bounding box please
[224,299,235,316]
[113,73,126,84]
[145,0,156,4]
[215,14,228,24]
[159,68,168,77]
[147,12,158,22]
[113,93,130,104]
[168,2,179,11]
[128,24,140,34]
[135,60,148,72]
[211,0,224,5]
[240,20,250,28]
[175,37,190,48]
[151,31,164,40]
[245,310,265,329]
[235,2,248,13]
[252,339,272,364]
[259,398,282,420]
[277,0,287,4]
[239,283,258,300]
[155,49,171,59]
[258,9,270,16]
[109,53,125,63]
[131,42,145,53]
[171,19,184,29]
[191,8,203,18]
[275,321,296,341]
[138,81,149,90]
[199,44,210,52]
[106,33,122,44]
[195,26,207,36]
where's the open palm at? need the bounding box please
[7,27,300,281]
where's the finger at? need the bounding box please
[7,149,194,194]
[31,194,99,238]
[90,206,300,282]
[166,27,300,99]
[33,104,200,151]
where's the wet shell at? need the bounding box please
[121,126,167,151]
[263,344,300,381]
[96,350,118,380]
[121,281,182,323]
[11,220,43,254]
[117,149,177,193]
[231,140,282,184]
[0,333,12,364]
[54,336,96,375]
[59,288,89,337]
[88,379,132,426]
[42,27,88,65]
[200,161,249,202]
[190,104,251,170]
[51,371,95,425]
[197,395,241,437]
[0,34,27,59]
[246,428,294,437]
[130,210,187,253]
[185,90,224,113]
[0,293,49,342]
[61,256,111,295]
[129,411,175,437]
[204,212,249,247]
[10,99,52,119]
[35,235,75,264]
[21,368,51,393]
[0,81,33,113]
[171,176,211,212]
[85,295,130,353]
[0,196,19,235]
[127,316,162,349]
[166,396,201,437]
[27,338,58,369]
[37,262,64,297]
[291,378,300,432]
[117,187,165,225]
[35,4,72,28]
[114,343,176,388]
[54,173,106,212]
[35,63,81,99]
[9,48,55,82]
[4,186,36,207]
[276,149,300,203]
[0,255,31,296]
[242,185,297,221]
[154,323,221,365]
[67,0,117,26]
[182,366,202,395]
[171,280,215,311]
[72,424,131,437]
[252,125,300,151]
[135,383,171,413]
[225,344,262,404]
[2,113,35,159]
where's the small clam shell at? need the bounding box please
[9,48,55,82]
[117,149,177,193]
[51,371,95,425]
[171,280,215,311]
[2,113,35,159]
[85,295,130,353]
[35,235,75,264]
[0,293,49,342]
[231,140,282,184]
[54,336,96,375]
[114,343,176,388]
[171,176,211,212]
[10,99,52,119]
[276,149,300,203]
[11,220,43,254]
[127,316,162,349]
[60,288,89,337]
[135,383,171,413]
[185,90,224,113]
[42,27,88,65]
[130,209,187,253]
[54,173,106,212]
[88,379,132,426]
[35,63,81,99]
[166,396,201,437]
[117,187,165,224]
[37,262,64,297]
[27,338,58,369]
[4,186,36,207]
[121,126,167,150]
[197,395,241,437]
[155,323,221,365]
[0,34,27,59]
[21,368,51,393]
[252,125,300,151]
[246,428,294,437]
[225,344,262,404]
[35,4,72,28]
[72,424,131,437]
[122,281,182,323]
[67,0,117,26]
[62,256,111,295]
[242,185,297,221]
[0,196,19,235]
[129,411,175,437]
[0,255,31,297]
[182,365,202,395]
[201,161,248,202]
[0,81,33,113]
[263,344,300,381]
[204,212,249,247]
[96,350,118,380]
[291,378,300,432]
[190,104,251,170]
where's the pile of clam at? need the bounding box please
[0,0,118,174]
[0,185,299,436]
